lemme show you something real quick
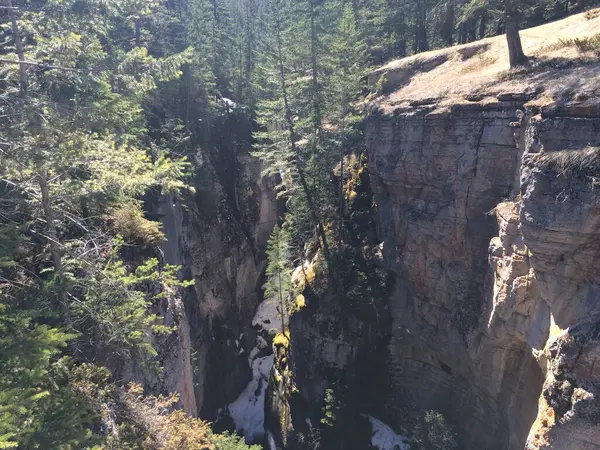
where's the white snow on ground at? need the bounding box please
[221,97,238,108]
[367,416,411,450]
[227,297,281,443]
[228,353,274,442]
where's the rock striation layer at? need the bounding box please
[365,93,600,449]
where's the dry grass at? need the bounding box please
[459,53,498,74]
[370,10,600,111]
[558,33,600,53]
[526,91,556,108]
[118,383,215,450]
[537,147,600,178]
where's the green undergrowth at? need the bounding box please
[318,154,394,322]
[411,410,458,450]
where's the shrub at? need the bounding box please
[273,331,291,348]
[106,201,165,245]
[558,33,600,54]
[330,245,390,318]
[110,384,256,450]
[213,432,261,450]
[584,8,600,20]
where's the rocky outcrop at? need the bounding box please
[364,90,600,449]
[118,283,199,416]
[480,200,547,449]
[266,160,394,449]
[261,14,600,449]
[519,139,600,448]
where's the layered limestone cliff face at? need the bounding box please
[155,110,278,418]
[364,28,600,449]
[366,97,536,449]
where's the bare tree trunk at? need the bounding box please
[0,58,80,71]
[6,0,26,92]
[554,0,570,18]
[8,0,59,273]
[134,17,141,79]
[458,21,466,44]
[478,12,487,40]
[135,17,141,46]
[309,0,322,135]
[8,0,68,319]
[36,162,62,273]
[339,125,344,243]
[307,0,334,278]
[441,0,454,47]
[414,2,429,53]
[243,1,255,99]
[277,271,286,335]
[37,161,69,319]
[396,12,407,57]
[467,20,477,42]
[397,38,407,58]
[505,7,528,68]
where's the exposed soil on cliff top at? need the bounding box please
[370,9,600,112]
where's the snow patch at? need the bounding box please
[227,297,281,443]
[228,354,274,442]
[367,416,410,450]
[222,97,238,109]
[257,335,268,349]
[252,298,280,331]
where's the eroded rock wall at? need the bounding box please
[365,97,600,449]
[518,111,600,449]
[157,125,278,418]
[366,99,532,449]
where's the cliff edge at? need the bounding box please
[365,9,600,450]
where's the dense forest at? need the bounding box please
[1,0,599,448]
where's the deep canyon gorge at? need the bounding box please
[153,13,600,450]
[4,1,600,448]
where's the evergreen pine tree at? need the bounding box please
[0,1,194,444]
[326,4,367,242]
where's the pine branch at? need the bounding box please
[0,59,81,72]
